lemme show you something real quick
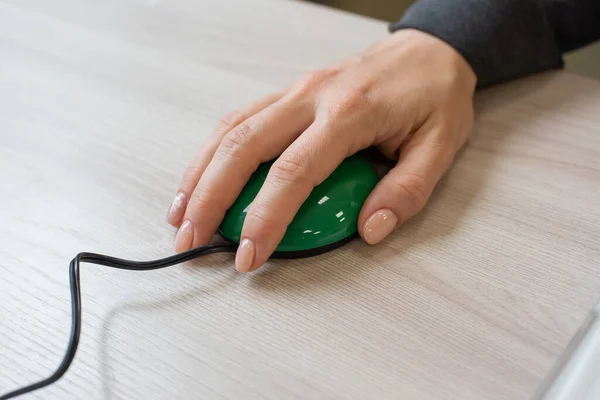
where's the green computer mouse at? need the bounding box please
[218,154,380,258]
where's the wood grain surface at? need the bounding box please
[1,1,599,399]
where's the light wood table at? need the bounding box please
[1,1,599,399]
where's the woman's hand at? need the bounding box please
[166,29,477,272]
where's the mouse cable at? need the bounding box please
[0,243,237,400]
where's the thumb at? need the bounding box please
[358,128,457,245]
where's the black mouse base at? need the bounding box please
[218,232,357,260]
[271,233,357,259]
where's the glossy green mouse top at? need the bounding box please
[218,154,380,257]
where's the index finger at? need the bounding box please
[167,92,283,227]
[174,97,313,253]
[236,119,364,272]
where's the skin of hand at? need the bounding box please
[166,29,477,272]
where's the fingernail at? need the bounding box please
[175,220,194,253]
[235,238,255,272]
[363,209,398,245]
[167,192,186,226]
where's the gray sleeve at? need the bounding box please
[389,0,600,88]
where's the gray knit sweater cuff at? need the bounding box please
[389,0,564,88]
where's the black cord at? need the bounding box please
[0,243,237,400]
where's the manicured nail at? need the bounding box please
[363,209,398,245]
[235,238,255,272]
[167,192,186,226]
[175,220,194,253]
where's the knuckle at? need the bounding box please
[219,121,257,155]
[302,69,334,86]
[327,87,372,119]
[271,152,312,185]
[181,165,203,182]
[244,208,279,231]
[290,68,336,96]
[214,110,244,135]
[394,174,428,210]
[186,191,214,218]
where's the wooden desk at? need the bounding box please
[1,1,599,399]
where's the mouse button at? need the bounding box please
[277,157,379,252]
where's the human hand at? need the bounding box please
[166,29,477,272]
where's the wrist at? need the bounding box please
[391,28,478,92]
